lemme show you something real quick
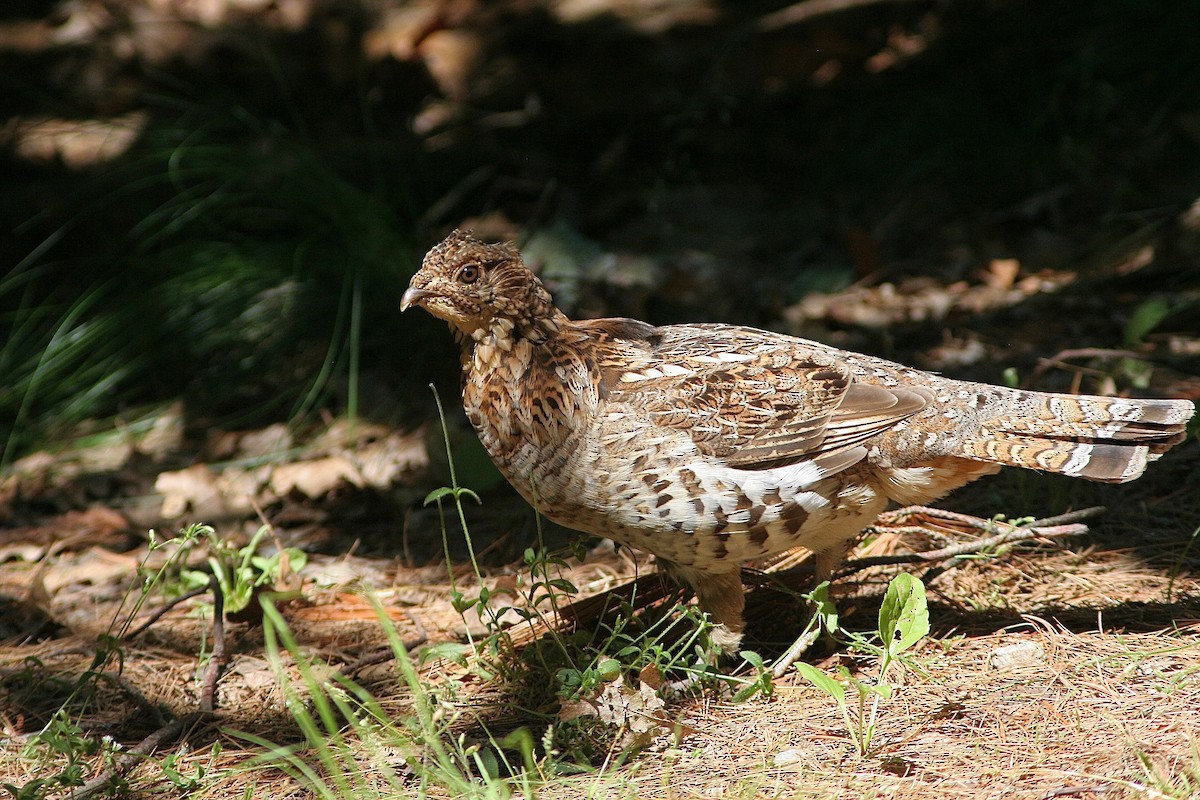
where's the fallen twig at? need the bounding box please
[70,574,229,798]
[1037,785,1113,799]
[123,585,208,640]
[67,711,211,800]
[1026,347,1148,389]
[199,574,226,713]
[841,506,1104,574]
[758,0,920,31]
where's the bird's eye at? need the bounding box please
[457,263,481,284]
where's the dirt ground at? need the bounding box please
[3,0,1200,797]
[2,474,1199,798]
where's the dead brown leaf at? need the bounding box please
[269,456,361,498]
[155,464,227,519]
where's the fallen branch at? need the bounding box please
[841,506,1104,574]
[123,585,208,640]
[199,574,227,713]
[68,711,211,800]
[69,573,230,799]
[1026,347,1148,389]
[758,0,922,31]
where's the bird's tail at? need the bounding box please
[958,392,1194,483]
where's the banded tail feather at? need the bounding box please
[962,392,1193,483]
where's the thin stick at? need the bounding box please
[1026,347,1148,388]
[123,585,208,640]
[841,507,1104,573]
[199,574,226,713]
[67,711,210,800]
[1037,786,1113,800]
[759,0,917,31]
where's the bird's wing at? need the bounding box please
[582,320,931,471]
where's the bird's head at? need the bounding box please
[402,230,564,343]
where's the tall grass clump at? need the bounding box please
[1,99,432,466]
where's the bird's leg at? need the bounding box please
[663,563,746,655]
[693,569,746,655]
[644,563,746,697]
[771,546,846,678]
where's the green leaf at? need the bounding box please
[731,685,754,703]
[179,568,210,590]
[596,658,621,682]
[794,662,845,704]
[740,650,765,669]
[1118,356,1154,390]
[878,573,930,659]
[423,486,455,506]
[810,581,839,634]
[419,641,472,666]
[449,589,474,613]
[732,681,767,703]
[285,548,308,572]
[557,668,582,691]
[6,780,47,800]
[1124,297,1172,346]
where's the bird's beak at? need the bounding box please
[401,286,435,311]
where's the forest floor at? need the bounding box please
[3,0,1200,798]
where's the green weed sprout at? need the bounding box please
[794,573,930,757]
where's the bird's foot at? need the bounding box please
[771,623,822,678]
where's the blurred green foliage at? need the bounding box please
[2,108,429,465]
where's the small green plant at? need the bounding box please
[1124,297,1174,349]
[447,525,769,763]
[5,523,220,799]
[122,523,212,631]
[237,596,530,799]
[1131,742,1200,800]
[177,524,307,615]
[1166,523,1200,604]
[4,709,116,800]
[794,572,930,758]
[157,741,222,793]
[730,649,775,703]
[1114,298,1163,390]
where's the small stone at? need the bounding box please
[988,640,1046,670]
[773,748,804,769]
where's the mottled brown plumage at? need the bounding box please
[403,230,1195,651]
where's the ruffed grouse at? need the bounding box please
[402,230,1195,654]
